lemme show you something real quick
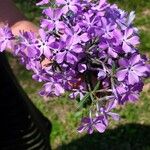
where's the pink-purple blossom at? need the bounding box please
[0,25,14,52]
[0,0,149,134]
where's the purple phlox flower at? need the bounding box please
[39,78,65,96]
[63,25,89,43]
[92,0,109,16]
[70,85,85,100]
[43,65,55,77]
[53,35,82,64]
[116,54,148,85]
[26,59,41,72]
[36,0,49,6]
[41,8,64,31]
[36,29,55,58]
[121,28,140,53]
[107,45,119,58]
[99,39,121,58]
[77,115,106,134]
[72,25,89,43]
[100,100,120,125]
[116,83,143,104]
[16,31,40,58]
[105,6,121,23]
[56,69,77,90]
[26,60,46,82]
[0,25,14,52]
[0,0,149,135]
[50,41,65,63]
[107,4,128,29]
[80,12,101,33]
[116,10,129,30]
[56,0,79,14]
[100,17,117,39]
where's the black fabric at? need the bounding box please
[0,53,51,150]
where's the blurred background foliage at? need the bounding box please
[8,0,150,149]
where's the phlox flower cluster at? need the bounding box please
[0,0,149,134]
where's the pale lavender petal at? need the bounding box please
[122,42,132,53]
[108,47,118,58]
[56,0,66,5]
[127,11,135,26]
[55,21,65,30]
[27,47,38,58]
[125,28,133,38]
[128,71,139,85]
[54,8,63,20]
[66,52,78,64]
[98,0,106,7]
[43,48,52,58]
[0,41,7,52]
[70,5,78,13]
[133,65,148,76]
[36,0,49,6]
[94,123,106,133]
[108,112,120,121]
[41,19,54,30]
[39,29,46,41]
[80,33,89,42]
[130,54,141,66]
[116,69,128,81]
[56,51,66,64]
[43,8,53,18]
[62,5,69,14]
[106,100,117,111]
[73,45,82,53]
[98,69,106,79]
[54,83,65,96]
[116,85,127,95]
[128,93,139,102]
[127,36,140,45]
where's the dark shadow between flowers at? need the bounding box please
[56,123,150,150]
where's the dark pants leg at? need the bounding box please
[0,53,52,150]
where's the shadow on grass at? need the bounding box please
[56,123,150,150]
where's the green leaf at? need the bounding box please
[112,63,116,74]
[76,92,91,110]
[93,81,100,92]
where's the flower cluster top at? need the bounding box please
[0,0,150,134]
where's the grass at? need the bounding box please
[8,0,150,149]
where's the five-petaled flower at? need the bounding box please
[117,54,148,85]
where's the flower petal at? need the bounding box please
[130,54,141,66]
[108,112,120,121]
[95,123,106,133]
[116,69,128,81]
[118,58,129,67]
[127,36,140,46]
[128,71,139,85]
[56,51,66,64]
[122,42,132,53]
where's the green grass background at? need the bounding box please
[8,0,150,149]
